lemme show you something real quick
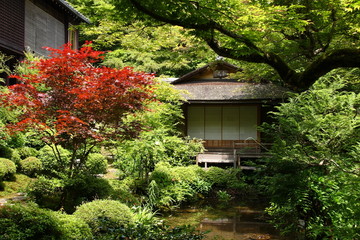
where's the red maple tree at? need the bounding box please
[1,43,155,175]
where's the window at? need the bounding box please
[213,70,228,78]
[187,105,258,140]
[68,25,79,50]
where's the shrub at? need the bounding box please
[0,158,16,180]
[204,167,244,189]
[20,157,42,177]
[54,212,93,240]
[147,162,211,209]
[27,176,64,210]
[108,179,140,205]
[62,175,113,213]
[17,146,38,159]
[38,145,70,176]
[85,153,108,174]
[10,149,21,165]
[0,145,13,159]
[74,199,134,234]
[0,202,62,240]
[28,175,113,213]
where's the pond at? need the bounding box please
[162,200,287,240]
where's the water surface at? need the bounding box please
[162,201,286,240]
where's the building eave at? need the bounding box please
[52,0,91,24]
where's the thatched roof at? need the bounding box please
[173,81,289,102]
[171,61,289,102]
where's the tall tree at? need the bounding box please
[110,0,360,91]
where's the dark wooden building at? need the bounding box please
[171,61,288,168]
[0,0,89,83]
[0,0,89,57]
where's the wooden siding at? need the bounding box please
[25,0,65,56]
[0,0,25,54]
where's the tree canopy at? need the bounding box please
[107,0,360,91]
[0,44,155,176]
[67,0,215,77]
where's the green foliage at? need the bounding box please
[54,212,93,240]
[0,158,16,180]
[0,174,32,197]
[10,149,21,165]
[0,202,94,240]
[65,0,214,77]
[95,222,206,240]
[28,174,113,212]
[263,73,360,239]
[38,145,71,177]
[16,146,39,160]
[147,162,211,210]
[0,202,62,240]
[20,157,42,177]
[103,0,360,90]
[108,179,140,205]
[74,199,134,234]
[27,176,65,210]
[204,167,245,189]
[116,81,204,180]
[216,190,232,203]
[85,153,108,174]
[0,145,13,159]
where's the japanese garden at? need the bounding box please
[0,0,359,239]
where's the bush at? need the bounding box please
[108,179,140,205]
[54,212,93,240]
[61,175,113,213]
[86,153,108,174]
[204,167,245,189]
[17,146,38,159]
[0,202,62,240]
[27,176,64,210]
[0,145,13,159]
[28,175,113,213]
[20,157,42,177]
[38,145,70,176]
[0,158,16,180]
[147,162,211,209]
[10,149,21,165]
[74,199,134,234]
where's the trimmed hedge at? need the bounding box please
[74,199,134,234]
[0,158,16,180]
[0,203,62,240]
[20,157,42,177]
[54,212,93,240]
[0,202,94,240]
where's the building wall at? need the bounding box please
[24,0,65,56]
[186,104,259,143]
[0,0,25,54]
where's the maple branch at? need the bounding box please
[128,0,260,51]
[293,48,360,90]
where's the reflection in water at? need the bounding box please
[162,202,286,240]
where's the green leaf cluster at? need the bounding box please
[263,72,360,239]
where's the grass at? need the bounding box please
[0,174,34,198]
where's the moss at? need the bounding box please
[0,174,33,197]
